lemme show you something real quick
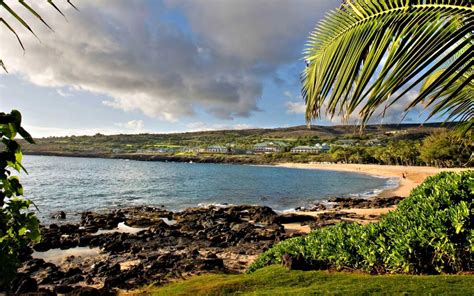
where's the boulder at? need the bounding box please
[51,211,66,220]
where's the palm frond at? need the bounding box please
[0,59,7,72]
[0,1,77,72]
[303,0,473,132]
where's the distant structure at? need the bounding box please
[205,145,229,154]
[291,146,319,153]
[253,141,288,153]
[291,143,330,153]
[385,130,408,136]
[364,139,382,146]
[335,139,358,147]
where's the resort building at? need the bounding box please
[253,141,288,153]
[291,146,319,153]
[315,143,331,152]
[291,143,331,153]
[205,145,229,154]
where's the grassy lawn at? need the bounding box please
[138,265,474,295]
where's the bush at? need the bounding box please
[0,110,41,288]
[249,171,473,274]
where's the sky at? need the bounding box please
[0,0,432,137]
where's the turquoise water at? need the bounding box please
[21,155,392,223]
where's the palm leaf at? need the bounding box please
[0,59,7,72]
[0,1,77,72]
[303,0,473,133]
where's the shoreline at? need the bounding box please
[276,163,468,198]
[276,163,469,233]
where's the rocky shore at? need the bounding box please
[10,197,402,295]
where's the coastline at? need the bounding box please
[276,163,468,198]
[276,163,469,232]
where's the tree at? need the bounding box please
[302,0,473,134]
[419,131,472,167]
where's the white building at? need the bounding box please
[253,141,288,153]
[291,146,319,153]
[205,145,229,153]
[315,143,331,152]
[291,143,331,153]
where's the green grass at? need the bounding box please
[140,265,474,295]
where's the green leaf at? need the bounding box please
[302,0,473,133]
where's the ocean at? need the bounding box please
[20,155,395,223]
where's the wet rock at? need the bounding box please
[59,237,78,249]
[148,219,171,232]
[24,258,47,273]
[295,203,327,211]
[51,211,66,220]
[60,274,84,285]
[22,205,298,293]
[274,214,317,224]
[81,211,125,229]
[67,287,102,296]
[13,275,38,294]
[97,262,121,277]
[54,285,74,294]
[329,196,403,209]
[59,223,79,234]
[65,267,82,277]
[33,241,53,252]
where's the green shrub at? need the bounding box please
[0,110,41,288]
[249,171,473,274]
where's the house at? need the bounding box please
[253,141,288,153]
[315,143,331,152]
[291,143,331,153]
[205,145,229,154]
[291,146,319,153]
[180,147,201,153]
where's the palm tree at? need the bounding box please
[302,0,473,134]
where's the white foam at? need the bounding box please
[33,247,101,265]
[94,222,148,235]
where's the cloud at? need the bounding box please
[185,122,254,132]
[56,89,73,97]
[0,0,338,122]
[311,90,430,125]
[286,101,306,114]
[284,91,306,114]
[114,119,145,132]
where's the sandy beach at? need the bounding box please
[278,163,469,234]
[277,163,468,198]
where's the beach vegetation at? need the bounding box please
[420,131,472,167]
[0,110,40,288]
[249,171,473,274]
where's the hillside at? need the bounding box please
[22,123,446,155]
